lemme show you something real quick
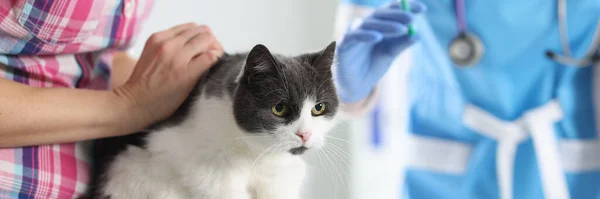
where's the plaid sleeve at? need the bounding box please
[0,0,154,198]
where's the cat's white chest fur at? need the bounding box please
[101,96,306,199]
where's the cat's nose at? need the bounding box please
[296,131,312,143]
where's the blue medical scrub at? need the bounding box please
[341,0,600,198]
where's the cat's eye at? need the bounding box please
[272,103,289,117]
[311,103,326,116]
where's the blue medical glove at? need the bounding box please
[335,1,426,103]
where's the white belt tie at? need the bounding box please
[463,100,570,199]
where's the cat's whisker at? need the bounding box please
[249,142,285,186]
[324,145,350,199]
[316,149,339,199]
[263,88,286,97]
[327,150,344,199]
[320,148,343,199]
[264,142,284,160]
[325,135,353,146]
[316,149,335,199]
[316,78,332,93]
[323,146,350,173]
[325,142,352,160]
[324,145,352,178]
[250,142,279,170]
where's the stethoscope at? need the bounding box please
[448,0,600,67]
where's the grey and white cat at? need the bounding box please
[84,42,340,199]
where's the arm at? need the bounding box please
[110,51,137,88]
[333,1,382,116]
[333,0,425,116]
[0,77,140,147]
[0,23,223,148]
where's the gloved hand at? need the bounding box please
[335,1,426,103]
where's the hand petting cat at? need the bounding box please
[112,23,224,132]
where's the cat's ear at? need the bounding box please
[244,44,278,75]
[311,41,336,71]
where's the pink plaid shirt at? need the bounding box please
[0,0,153,198]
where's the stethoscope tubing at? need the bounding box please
[451,0,600,67]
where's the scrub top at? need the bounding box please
[341,0,600,198]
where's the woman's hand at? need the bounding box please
[113,23,224,128]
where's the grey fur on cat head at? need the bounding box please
[147,41,339,155]
[233,42,339,134]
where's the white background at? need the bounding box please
[128,0,340,57]
[129,1,410,198]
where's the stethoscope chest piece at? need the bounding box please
[449,32,485,67]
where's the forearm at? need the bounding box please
[0,78,140,147]
[110,51,138,88]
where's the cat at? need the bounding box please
[83,41,340,199]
